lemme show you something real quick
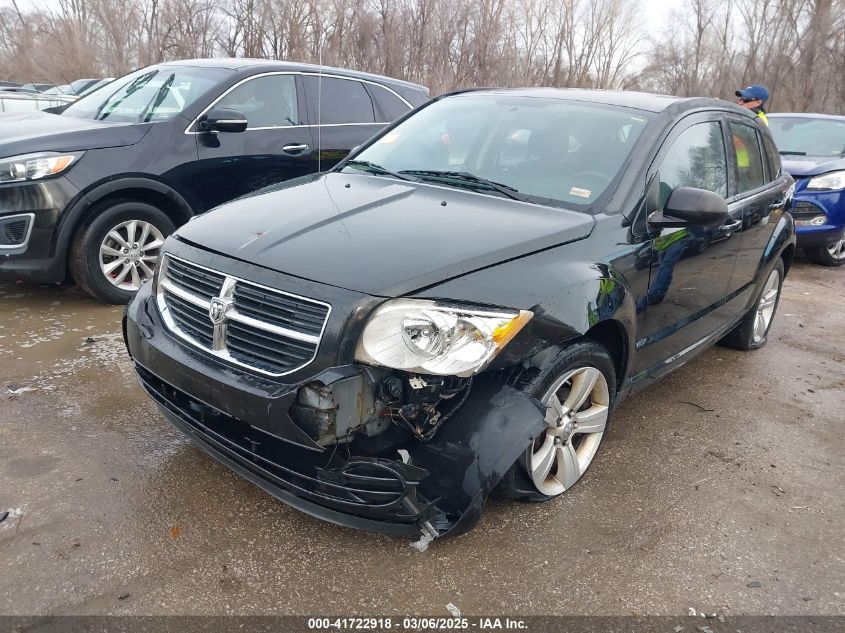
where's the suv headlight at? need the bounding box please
[0,151,83,183]
[807,170,845,190]
[355,299,533,377]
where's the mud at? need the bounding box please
[1,261,843,616]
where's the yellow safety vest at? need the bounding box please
[756,110,768,127]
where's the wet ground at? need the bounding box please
[1,260,843,617]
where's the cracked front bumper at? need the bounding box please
[124,280,547,538]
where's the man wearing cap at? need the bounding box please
[735,84,769,126]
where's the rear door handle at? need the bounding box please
[282,143,310,154]
[721,219,743,232]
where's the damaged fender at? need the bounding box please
[407,375,548,536]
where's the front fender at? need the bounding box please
[407,375,547,536]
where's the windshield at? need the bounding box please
[62,66,230,123]
[344,95,651,208]
[769,117,845,158]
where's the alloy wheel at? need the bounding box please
[752,268,780,343]
[524,366,609,496]
[826,237,845,261]
[99,220,164,291]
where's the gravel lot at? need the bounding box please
[1,259,843,616]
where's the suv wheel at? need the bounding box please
[496,340,616,502]
[804,237,845,267]
[70,200,176,304]
[719,259,784,351]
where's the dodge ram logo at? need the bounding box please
[209,298,230,324]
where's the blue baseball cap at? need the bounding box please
[735,84,769,103]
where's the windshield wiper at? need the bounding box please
[779,150,807,156]
[399,169,527,201]
[343,160,416,181]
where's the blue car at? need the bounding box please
[768,113,845,266]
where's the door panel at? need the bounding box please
[302,75,395,172]
[191,74,314,212]
[726,120,787,296]
[634,118,741,374]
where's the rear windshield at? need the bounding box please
[347,94,652,209]
[769,117,845,159]
[62,66,229,123]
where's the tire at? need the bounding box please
[69,200,176,304]
[496,339,617,502]
[804,238,845,267]
[718,258,785,351]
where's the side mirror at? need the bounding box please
[648,187,729,228]
[199,108,248,134]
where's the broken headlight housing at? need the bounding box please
[355,299,532,377]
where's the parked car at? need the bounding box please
[0,59,428,303]
[20,82,56,92]
[123,88,795,541]
[0,90,76,114]
[768,113,845,266]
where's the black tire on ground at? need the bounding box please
[69,199,176,305]
[495,339,617,503]
[718,258,785,351]
[804,243,845,267]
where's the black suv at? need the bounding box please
[0,59,427,303]
[125,89,795,543]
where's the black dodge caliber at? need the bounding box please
[124,89,795,542]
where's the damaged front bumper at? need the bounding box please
[124,282,547,539]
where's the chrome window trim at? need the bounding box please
[184,70,411,134]
[156,254,332,377]
[0,212,35,250]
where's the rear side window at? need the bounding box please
[760,132,782,181]
[658,121,728,205]
[369,84,411,121]
[314,77,375,124]
[216,74,299,129]
[730,122,765,193]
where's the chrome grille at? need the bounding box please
[157,255,331,376]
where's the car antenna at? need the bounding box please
[317,41,322,173]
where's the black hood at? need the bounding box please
[0,111,151,157]
[782,156,845,178]
[175,172,595,297]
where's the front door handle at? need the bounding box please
[721,219,743,232]
[282,143,310,154]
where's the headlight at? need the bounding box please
[807,170,845,190]
[355,299,533,377]
[0,151,83,183]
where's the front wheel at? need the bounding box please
[70,200,176,304]
[804,237,845,267]
[496,340,617,502]
[719,259,784,351]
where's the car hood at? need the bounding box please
[0,111,150,157]
[782,156,845,178]
[176,172,595,297]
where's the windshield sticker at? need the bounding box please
[569,186,592,198]
[377,132,401,144]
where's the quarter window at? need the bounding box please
[369,84,411,121]
[315,77,375,124]
[658,121,728,205]
[215,75,299,129]
[730,122,765,193]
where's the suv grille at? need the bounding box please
[156,255,331,377]
[791,200,825,219]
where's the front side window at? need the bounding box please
[215,74,299,129]
[346,95,652,209]
[730,122,765,194]
[62,65,230,123]
[658,121,728,205]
